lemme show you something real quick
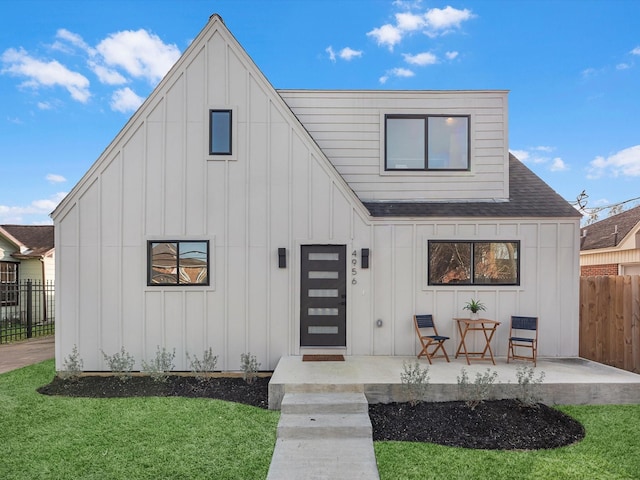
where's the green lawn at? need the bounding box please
[2,361,639,480]
[0,360,279,480]
[375,403,640,480]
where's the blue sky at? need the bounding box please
[1,0,639,225]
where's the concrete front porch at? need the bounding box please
[268,355,640,410]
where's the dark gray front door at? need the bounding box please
[300,245,346,347]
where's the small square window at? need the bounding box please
[0,261,19,306]
[148,241,209,286]
[209,110,232,155]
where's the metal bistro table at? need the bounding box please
[453,318,501,365]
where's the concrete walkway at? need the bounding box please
[0,336,54,374]
[267,392,379,480]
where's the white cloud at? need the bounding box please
[395,12,425,31]
[534,145,554,153]
[550,157,568,172]
[55,28,95,55]
[89,61,127,85]
[631,46,640,55]
[1,47,90,102]
[616,63,630,70]
[96,29,180,84]
[339,47,363,61]
[326,46,336,62]
[37,101,53,110]
[587,145,640,179]
[0,192,66,224]
[446,51,459,60]
[403,52,437,66]
[367,24,403,51]
[510,150,529,161]
[110,87,144,113]
[46,173,66,183]
[379,67,415,84]
[424,6,474,32]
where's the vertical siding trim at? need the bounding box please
[287,125,294,354]
[307,149,312,239]
[265,97,272,366]
[181,73,188,236]
[244,70,251,353]
[391,225,396,354]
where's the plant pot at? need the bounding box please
[470,312,480,320]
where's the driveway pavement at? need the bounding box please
[0,336,55,374]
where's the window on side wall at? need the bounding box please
[147,241,209,286]
[428,241,519,285]
[209,109,232,155]
[0,261,19,306]
[385,115,469,171]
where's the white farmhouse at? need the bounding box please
[53,15,581,371]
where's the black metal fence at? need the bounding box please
[0,280,55,344]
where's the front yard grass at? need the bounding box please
[375,402,640,480]
[0,360,279,480]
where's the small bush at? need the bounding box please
[141,346,175,382]
[400,361,430,406]
[101,347,135,382]
[59,345,83,381]
[515,365,546,407]
[457,367,498,410]
[187,348,218,382]
[240,353,260,385]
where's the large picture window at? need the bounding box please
[148,241,209,286]
[0,261,19,306]
[428,241,519,285]
[385,114,469,170]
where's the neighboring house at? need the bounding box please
[0,225,55,318]
[580,205,640,276]
[52,15,581,372]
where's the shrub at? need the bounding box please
[59,345,83,381]
[186,348,218,382]
[141,346,175,382]
[101,347,135,382]
[457,367,498,410]
[400,361,430,406]
[515,365,546,407]
[240,353,260,385]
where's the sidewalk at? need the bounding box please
[0,336,55,374]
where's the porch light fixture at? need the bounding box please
[278,248,287,268]
[361,248,370,269]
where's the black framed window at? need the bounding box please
[385,114,469,170]
[428,241,519,285]
[148,241,209,286]
[0,261,19,306]
[209,109,232,155]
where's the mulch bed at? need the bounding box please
[38,375,586,450]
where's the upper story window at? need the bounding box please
[385,115,470,171]
[209,109,232,155]
[0,261,18,306]
[147,241,209,286]
[428,241,520,286]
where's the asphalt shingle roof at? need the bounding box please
[0,225,55,257]
[363,154,581,218]
[580,204,640,251]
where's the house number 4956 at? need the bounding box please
[351,250,358,284]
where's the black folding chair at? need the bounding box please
[413,314,450,364]
[507,316,538,366]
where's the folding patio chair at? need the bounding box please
[413,314,450,364]
[507,315,538,366]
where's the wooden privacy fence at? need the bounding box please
[579,275,640,373]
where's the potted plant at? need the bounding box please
[463,299,485,320]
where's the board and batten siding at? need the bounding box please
[53,15,579,372]
[278,90,509,202]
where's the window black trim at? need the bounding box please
[384,114,470,171]
[427,240,520,286]
[147,240,210,286]
[209,109,232,155]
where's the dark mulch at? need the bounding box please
[369,399,585,450]
[38,376,585,450]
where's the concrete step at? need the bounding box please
[277,412,373,439]
[266,438,380,480]
[280,392,369,414]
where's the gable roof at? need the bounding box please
[364,154,581,218]
[580,204,640,251]
[0,225,55,258]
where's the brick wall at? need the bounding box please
[580,263,618,276]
